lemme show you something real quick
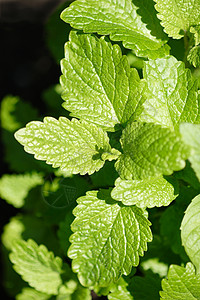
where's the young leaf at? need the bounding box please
[57,280,92,300]
[154,0,200,39]
[61,0,169,59]
[0,173,43,208]
[160,263,200,299]
[190,25,200,46]
[60,31,147,131]
[9,239,63,295]
[180,122,200,181]
[139,56,199,130]
[181,194,200,273]
[15,117,120,176]
[115,122,189,180]
[187,46,200,68]
[108,277,133,300]
[111,176,178,208]
[68,190,152,287]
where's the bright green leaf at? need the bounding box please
[160,263,200,299]
[60,31,147,131]
[15,117,120,176]
[68,190,152,287]
[115,122,189,180]
[9,239,63,295]
[154,0,200,39]
[16,288,50,300]
[111,176,178,208]
[0,173,43,208]
[61,0,169,59]
[139,56,199,130]
[180,122,200,181]
[187,46,200,68]
[181,194,200,273]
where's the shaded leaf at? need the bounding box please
[0,173,43,208]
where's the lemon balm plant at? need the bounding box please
[4,0,200,299]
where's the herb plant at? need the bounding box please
[1,0,200,299]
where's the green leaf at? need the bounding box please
[139,56,199,130]
[115,122,189,180]
[16,288,50,300]
[58,211,74,255]
[108,277,133,300]
[107,271,161,300]
[160,263,200,299]
[15,117,120,176]
[154,0,200,39]
[61,0,169,59]
[68,190,152,287]
[129,271,161,300]
[181,194,200,273]
[187,46,200,68]
[180,122,200,181]
[141,259,168,278]
[2,217,25,251]
[90,161,119,188]
[2,130,52,173]
[174,161,200,190]
[60,31,147,131]
[9,239,63,295]
[57,280,91,300]
[1,95,38,132]
[160,191,191,261]
[190,25,200,45]
[46,2,72,64]
[0,173,43,208]
[111,176,178,208]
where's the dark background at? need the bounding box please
[0,0,70,298]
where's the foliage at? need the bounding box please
[1,0,200,299]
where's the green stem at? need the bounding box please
[183,30,190,67]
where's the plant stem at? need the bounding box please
[183,30,193,68]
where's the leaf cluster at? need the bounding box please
[2,0,200,299]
